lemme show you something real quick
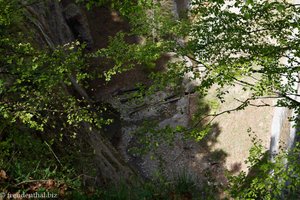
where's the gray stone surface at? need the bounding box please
[64,3,93,48]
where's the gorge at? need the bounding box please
[1,0,300,199]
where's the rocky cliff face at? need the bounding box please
[25,0,205,183]
[23,0,268,191]
[25,0,136,186]
[25,0,91,48]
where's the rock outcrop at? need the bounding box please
[25,0,135,186]
[64,3,93,48]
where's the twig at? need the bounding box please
[234,97,271,107]
[14,179,49,187]
[186,55,210,70]
[44,141,63,167]
[232,77,255,87]
[188,97,252,130]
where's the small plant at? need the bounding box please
[174,171,197,196]
[151,170,206,199]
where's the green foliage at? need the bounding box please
[189,125,211,142]
[173,170,197,196]
[92,32,167,82]
[148,61,187,94]
[228,138,300,199]
[2,0,300,198]
[129,119,211,157]
[73,171,201,200]
[0,0,112,136]
[1,40,99,131]
[0,126,83,196]
[0,0,112,197]
[186,0,300,107]
[129,120,177,156]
